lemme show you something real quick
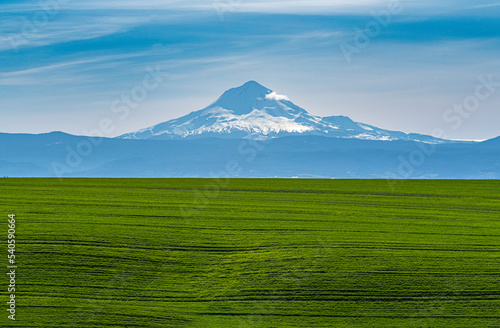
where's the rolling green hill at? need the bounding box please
[1,179,499,327]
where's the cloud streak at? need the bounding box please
[5,0,499,14]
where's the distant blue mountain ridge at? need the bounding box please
[0,81,498,178]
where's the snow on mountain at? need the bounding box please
[119,81,446,143]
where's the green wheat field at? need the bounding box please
[1,178,499,327]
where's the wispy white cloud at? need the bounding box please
[37,0,500,14]
[266,91,289,101]
[0,0,496,52]
[471,3,500,9]
[0,14,150,51]
[0,53,147,85]
[1,0,498,17]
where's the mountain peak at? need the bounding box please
[241,80,269,90]
[219,81,272,99]
[210,81,274,115]
[119,81,448,144]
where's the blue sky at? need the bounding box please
[1,0,500,140]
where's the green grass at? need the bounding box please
[1,178,499,327]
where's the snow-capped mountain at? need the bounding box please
[120,81,446,143]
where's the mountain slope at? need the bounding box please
[119,81,446,143]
